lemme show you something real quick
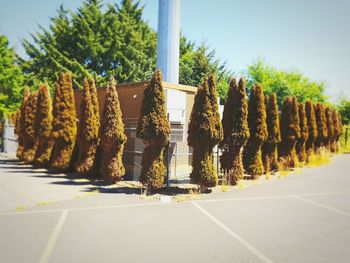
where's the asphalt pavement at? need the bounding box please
[1,153,350,263]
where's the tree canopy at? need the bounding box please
[245,58,327,106]
[20,0,230,96]
[338,99,350,125]
[0,35,26,115]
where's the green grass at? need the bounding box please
[36,201,55,206]
[221,184,229,192]
[306,151,331,167]
[15,205,25,211]
[339,126,350,153]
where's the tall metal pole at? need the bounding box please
[157,0,180,84]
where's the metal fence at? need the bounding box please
[122,124,222,185]
[1,119,17,154]
[0,117,222,185]
[165,139,221,185]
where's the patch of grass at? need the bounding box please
[306,150,331,167]
[278,169,290,178]
[237,181,245,189]
[15,205,25,211]
[139,191,159,201]
[84,188,100,196]
[36,201,55,206]
[173,190,199,202]
[221,184,229,192]
[339,144,350,154]
[294,167,303,175]
[75,188,100,200]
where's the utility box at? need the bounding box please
[165,88,186,125]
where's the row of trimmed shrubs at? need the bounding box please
[14,70,343,191]
[188,76,343,188]
[15,72,126,184]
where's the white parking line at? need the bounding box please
[1,190,350,216]
[195,195,294,203]
[194,190,350,203]
[294,195,350,217]
[1,202,165,216]
[38,209,68,263]
[192,201,275,263]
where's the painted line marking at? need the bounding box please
[38,209,68,263]
[294,195,350,217]
[192,201,274,263]
[1,202,164,216]
[1,191,349,216]
[194,190,350,203]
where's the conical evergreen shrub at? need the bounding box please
[296,102,308,162]
[188,75,223,188]
[243,84,268,178]
[16,87,30,159]
[50,72,77,171]
[337,111,343,150]
[208,75,223,145]
[99,76,126,182]
[325,107,334,152]
[22,92,38,163]
[137,70,170,190]
[34,84,53,167]
[305,101,318,161]
[279,97,300,167]
[262,93,281,172]
[89,78,100,124]
[314,103,328,152]
[220,77,249,184]
[75,78,100,175]
[331,109,340,152]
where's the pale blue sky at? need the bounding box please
[0,0,349,101]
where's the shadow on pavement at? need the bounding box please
[0,158,21,164]
[81,185,200,196]
[7,170,48,174]
[1,157,200,197]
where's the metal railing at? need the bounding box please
[1,119,18,154]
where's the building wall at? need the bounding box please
[74,81,196,180]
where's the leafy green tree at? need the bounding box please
[243,84,268,178]
[137,70,170,190]
[279,97,301,167]
[99,76,126,182]
[246,59,327,106]
[21,0,229,103]
[34,83,54,167]
[50,72,77,171]
[21,0,156,88]
[179,38,230,101]
[0,35,26,114]
[338,99,350,125]
[262,93,281,172]
[220,78,249,184]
